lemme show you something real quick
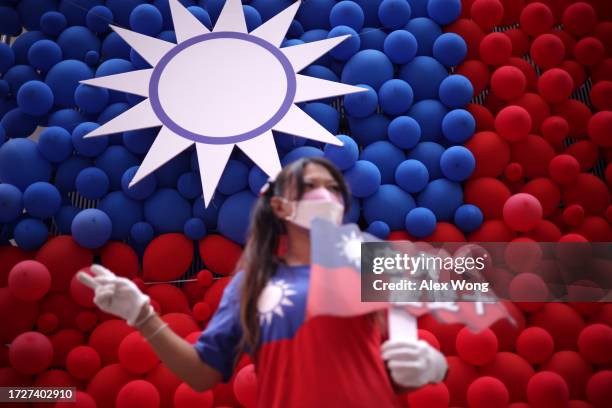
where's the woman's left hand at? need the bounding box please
[381,339,448,388]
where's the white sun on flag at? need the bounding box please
[80,0,365,206]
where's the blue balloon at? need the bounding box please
[217,160,248,196]
[23,182,61,219]
[177,172,202,199]
[363,184,415,230]
[378,79,414,116]
[0,80,8,99]
[359,27,387,51]
[193,193,225,230]
[99,190,143,239]
[427,0,461,25]
[328,25,360,61]
[344,84,377,118]
[38,126,73,163]
[17,81,54,116]
[3,65,40,95]
[0,43,14,75]
[383,30,417,64]
[121,166,157,200]
[95,145,139,190]
[157,30,177,43]
[74,84,109,114]
[344,196,361,224]
[247,165,269,195]
[27,40,62,72]
[303,103,339,135]
[95,59,133,103]
[72,122,108,157]
[399,56,448,101]
[0,138,52,190]
[129,47,150,69]
[408,99,448,143]
[130,221,154,244]
[45,60,93,108]
[155,150,191,187]
[87,5,113,33]
[296,0,335,30]
[360,141,405,184]
[55,156,91,193]
[405,207,436,238]
[101,32,131,60]
[14,218,48,250]
[347,113,390,146]
[250,0,293,22]
[440,146,475,181]
[406,141,444,180]
[11,31,46,64]
[57,26,101,61]
[439,75,473,109]
[76,167,109,199]
[344,160,381,198]
[59,0,104,26]
[417,178,463,221]
[123,128,156,155]
[442,109,475,143]
[0,125,5,145]
[243,5,261,31]
[54,205,79,234]
[366,220,390,239]
[330,1,365,31]
[130,4,163,36]
[84,50,100,66]
[303,65,339,83]
[71,208,112,248]
[274,131,307,151]
[287,19,304,38]
[184,217,206,240]
[0,108,39,138]
[324,135,358,170]
[395,159,429,193]
[378,0,411,29]
[106,0,147,27]
[144,188,190,233]
[47,109,86,132]
[433,32,467,67]
[97,103,130,141]
[388,116,421,149]
[342,50,394,91]
[0,6,21,36]
[405,17,442,56]
[0,183,22,223]
[353,0,383,26]
[187,6,212,29]
[454,204,483,234]
[407,0,429,16]
[282,146,324,166]
[40,11,68,36]
[217,190,257,245]
[282,38,304,48]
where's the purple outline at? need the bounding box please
[149,32,297,144]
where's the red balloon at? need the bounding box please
[563,174,610,216]
[182,280,207,307]
[49,328,85,367]
[37,313,58,335]
[562,2,596,37]
[70,270,95,308]
[504,162,523,182]
[143,233,193,282]
[573,216,612,242]
[531,33,565,69]
[234,364,257,408]
[425,222,466,242]
[560,60,587,89]
[446,19,486,60]
[146,363,182,408]
[538,68,573,103]
[35,236,93,293]
[480,352,535,402]
[510,272,549,308]
[407,383,450,408]
[505,28,531,57]
[575,37,604,67]
[530,303,586,350]
[503,193,543,232]
[495,106,531,142]
[480,32,513,65]
[489,301,526,351]
[549,154,580,184]
[499,0,526,26]
[590,81,612,110]
[541,116,569,150]
[542,351,593,399]
[444,356,478,406]
[466,131,510,178]
[469,219,517,241]
[88,319,135,366]
[119,331,159,374]
[511,93,550,132]
[174,382,213,408]
[592,58,612,83]
[418,329,441,350]
[588,111,612,148]
[76,310,98,332]
[524,220,562,241]
[456,327,498,366]
[117,380,160,408]
[519,2,553,36]
[491,66,527,100]
[87,364,139,408]
[467,376,509,408]
[7,260,51,301]
[198,235,242,276]
[551,28,578,59]
[66,345,101,381]
[0,287,38,344]
[507,57,539,91]
[586,370,612,407]
[527,371,570,408]
[161,313,199,338]
[0,246,32,287]
[466,104,494,133]
[471,0,504,30]
[418,314,464,355]
[196,269,214,287]
[553,99,592,138]
[511,135,556,179]
[465,178,511,219]
[148,284,191,315]
[563,204,585,226]
[33,369,76,408]
[100,242,139,279]
[9,332,53,375]
[563,140,599,172]
[203,276,231,311]
[578,324,612,364]
[456,60,491,96]
[55,391,97,408]
[594,21,612,56]
[193,302,212,321]
[517,327,554,364]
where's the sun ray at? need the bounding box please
[129,127,194,187]
[273,105,343,146]
[236,130,281,178]
[84,99,161,138]
[169,0,210,43]
[80,69,153,97]
[282,35,350,72]
[294,74,367,103]
[111,25,175,66]
[213,0,247,33]
[250,1,301,47]
[196,143,235,205]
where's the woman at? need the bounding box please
[79,157,447,407]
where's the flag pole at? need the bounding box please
[389,305,418,341]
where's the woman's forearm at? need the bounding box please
[136,309,222,392]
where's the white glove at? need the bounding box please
[381,339,448,388]
[77,264,151,326]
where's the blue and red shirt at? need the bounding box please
[194,263,405,408]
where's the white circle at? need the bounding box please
[156,38,289,138]
[257,283,284,314]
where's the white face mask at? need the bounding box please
[283,187,345,229]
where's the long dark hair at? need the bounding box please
[237,157,351,355]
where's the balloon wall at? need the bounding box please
[1,0,611,407]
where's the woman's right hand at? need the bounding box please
[77,264,151,326]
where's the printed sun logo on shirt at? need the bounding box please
[257,279,298,325]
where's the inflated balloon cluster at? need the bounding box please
[1,0,612,407]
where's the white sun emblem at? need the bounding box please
[257,279,297,325]
[337,231,363,267]
[79,0,365,206]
